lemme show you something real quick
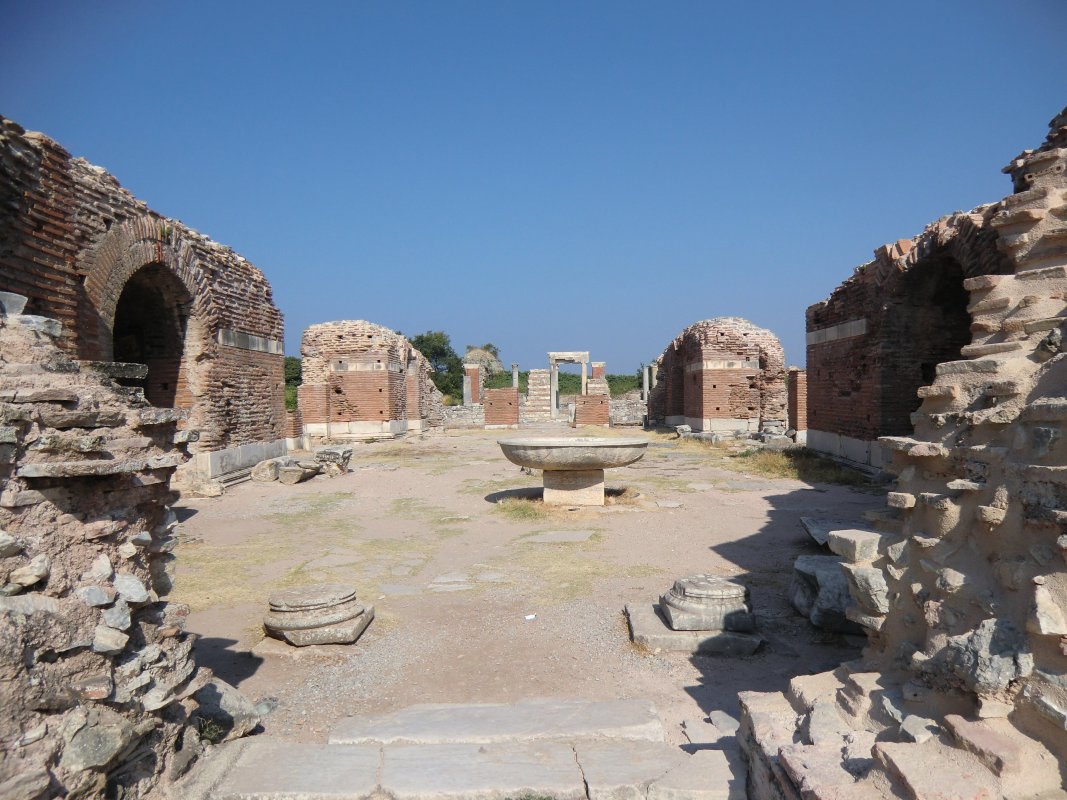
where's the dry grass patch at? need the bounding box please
[719,447,874,487]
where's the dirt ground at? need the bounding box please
[170,427,881,744]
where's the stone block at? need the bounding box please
[789,555,862,633]
[575,740,686,800]
[827,528,883,563]
[215,740,380,799]
[625,604,762,656]
[647,748,745,800]
[543,468,604,506]
[330,697,665,745]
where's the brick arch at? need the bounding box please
[80,215,219,360]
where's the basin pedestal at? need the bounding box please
[543,468,604,506]
[497,437,647,507]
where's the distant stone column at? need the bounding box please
[550,360,559,419]
[581,360,588,395]
[512,363,519,388]
[641,364,649,401]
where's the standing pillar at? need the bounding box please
[641,363,649,401]
[511,363,519,388]
[550,361,559,419]
[580,360,588,395]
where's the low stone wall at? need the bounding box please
[442,404,485,429]
[610,398,646,426]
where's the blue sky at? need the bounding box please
[2,2,1065,371]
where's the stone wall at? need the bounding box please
[441,403,485,429]
[740,106,1067,800]
[609,397,646,427]
[648,317,786,433]
[0,295,247,799]
[0,116,287,483]
[297,321,442,441]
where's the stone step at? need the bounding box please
[799,516,869,547]
[874,738,1000,800]
[185,737,744,800]
[328,697,665,745]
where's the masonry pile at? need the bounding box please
[0,294,258,799]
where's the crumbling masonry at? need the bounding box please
[0,294,252,799]
[648,317,786,434]
[740,108,1067,800]
[0,116,287,485]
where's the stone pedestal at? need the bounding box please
[660,575,755,632]
[627,574,761,655]
[263,584,374,647]
[543,468,604,506]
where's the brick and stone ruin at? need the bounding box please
[0,293,258,799]
[295,320,443,445]
[647,317,787,437]
[0,117,288,492]
[739,107,1067,800]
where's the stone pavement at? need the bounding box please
[172,697,746,799]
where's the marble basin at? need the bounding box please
[497,437,647,506]
[497,437,648,471]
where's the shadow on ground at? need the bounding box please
[193,637,265,686]
[683,479,882,717]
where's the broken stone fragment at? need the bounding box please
[251,458,281,482]
[92,624,129,654]
[841,565,890,613]
[977,505,1007,525]
[887,492,915,509]
[101,599,132,631]
[0,529,24,558]
[899,714,939,743]
[1028,585,1067,636]
[113,572,149,604]
[59,706,137,772]
[81,554,113,582]
[191,678,262,742]
[74,585,115,607]
[8,553,50,588]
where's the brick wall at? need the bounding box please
[484,388,519,426]
[806,210,1012,442]
[787,368,807,432]
[0,115,286,471]
[574,394,610,426]
[523,369,552,422]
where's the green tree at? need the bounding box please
[284,356,302,386]
[410,330,463,398]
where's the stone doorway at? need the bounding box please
[111,262,195,409]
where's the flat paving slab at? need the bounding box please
[576,740,686,800]
[215,740,380,799]
[625,604,762,656]
[329,697,665,744]
[522,529,596,543]
[381,742,586,800]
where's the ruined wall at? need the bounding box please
[298,321,441,440]
[806,209,1012,465]
[648,317,786,433]
[740,107,1067,800]
[0,295,235,799]
[787,367,807,435]
[0,116,286,481]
